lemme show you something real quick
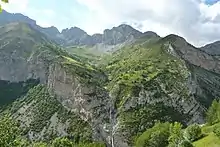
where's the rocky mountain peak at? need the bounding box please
[104,24,142,36]
[60,27,91,46]
[0,10,36,26]
[43,26,60,34]
[61,27,87,36]
[0,10,159,47]
[143,31,159,38]
[0,10,161,52]
[162,34,186,43]
[102,24,143,45]
[200,40,220,55]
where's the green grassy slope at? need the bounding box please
[36,44,107,86]
[193,123,220,147]
[65,46,103,63]
[0,79,39,109]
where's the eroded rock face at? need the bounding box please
[201,41,220,55]
[109,66,206,146]
[169,35,220,105]
[166,35,220,74]
[103,35,220,146]
[0,50,29,81]
[46,63,111,144]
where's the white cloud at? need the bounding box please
[1,0,56,28]
[76,0,220,47]
[2,0,220,47]
[1,0,29,13]
[26,8,56,27]
[42,9,56,18]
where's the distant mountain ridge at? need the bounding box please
[200,41,220,55]
[0,10,159,47]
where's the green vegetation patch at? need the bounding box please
[102,38,190,108]
[193,133,220,147]
[0,79,39,109]
[57,107,92,143]
[36,44,107,86]
[119,103,188,143]
[26,85,62,132]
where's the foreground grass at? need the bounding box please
[193,123,220,147]
[193,133,220,147]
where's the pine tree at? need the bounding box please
[206,99,220,125]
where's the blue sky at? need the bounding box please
[205,0,220,5]
[5,0,92,31]
[28,0,90,27]
[1,0,93,33]
[2,0,220,46]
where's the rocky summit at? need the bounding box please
[0,10,220,147]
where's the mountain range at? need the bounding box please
[0,10,220,147]
[0,10,158,47]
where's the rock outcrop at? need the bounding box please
[200,40,220,55]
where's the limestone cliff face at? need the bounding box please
[16,45,112,145]
[0,22,48,82]
[166,35,220,106]
[0,47,29,81]
[46,63,111,143]
[167,35,220,72]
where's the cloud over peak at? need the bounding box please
[2,0,220,47]
[76,0,220,46]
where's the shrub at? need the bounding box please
[32,142,48,147]
[78,142,106,147]
[206,99,220,125]
[179,140,193,147]
[52,137,74,147]
[168,122,184,147]
[185,124,202,141]
[213,125,220,138]
[0,115,21,147]
[135,122,170,147]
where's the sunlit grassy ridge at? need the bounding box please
[34,44,107,86]
[193,133,220,147]
[65,46,103,64]
[193,123,220,147]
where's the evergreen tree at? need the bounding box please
[0,115,21,147]
[168,122,184,147]
[52,137,74,147]
[206,99,220,125]
[135,122,170,147]
[185,124,202,142]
